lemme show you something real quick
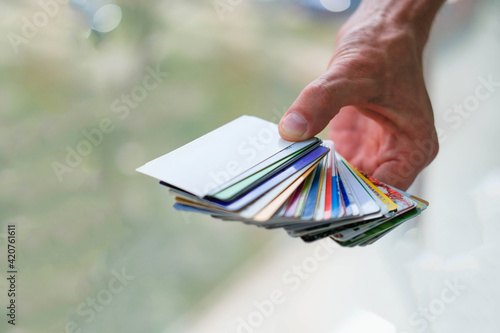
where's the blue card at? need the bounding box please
[331,172,341,219]
[173,203,227,216]
[300,160,324,220]
[338,176,352,216]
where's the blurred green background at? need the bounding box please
[0,1,342,332]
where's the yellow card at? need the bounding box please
[342,159,398,212]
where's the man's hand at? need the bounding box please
[278,0,444,190]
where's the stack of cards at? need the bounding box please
[137,115,428,247]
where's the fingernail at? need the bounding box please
[281,112,308,139]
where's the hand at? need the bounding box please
[278,3,440,190]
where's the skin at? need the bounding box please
[279,0,446,190]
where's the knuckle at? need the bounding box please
[428,134,440,163]
[303,79,333,108]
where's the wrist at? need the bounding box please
[385,0,445,51]
[344,0,446,52]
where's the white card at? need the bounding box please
[336,153,381,216]
[136,115,308,198]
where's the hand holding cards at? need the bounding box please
[137,115,428,247]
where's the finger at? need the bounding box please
[371,160,419,191]
[279,72,367,141]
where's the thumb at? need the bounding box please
[278,74,362,141]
